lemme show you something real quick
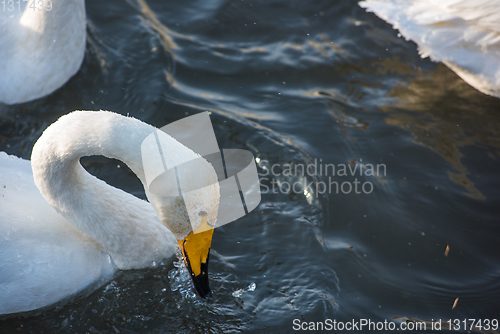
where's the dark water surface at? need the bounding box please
[1,0,500,333]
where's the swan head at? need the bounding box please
[145,151,220,298]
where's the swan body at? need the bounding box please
[0,111,220,315]
[0,152,117,314]
[0,0,86,104]
[359,0,500,98]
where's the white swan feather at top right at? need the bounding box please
[359,0,500,98]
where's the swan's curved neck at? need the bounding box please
[30,111,177,269]
[32,111,151,202]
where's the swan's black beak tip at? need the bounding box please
[178,235,213,299]
[191,265,211,299]
[177,219,214,299]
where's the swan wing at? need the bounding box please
[359,0,500,97]
[0,152,116,315]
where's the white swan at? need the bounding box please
[0,111,220,315]
[0,0,86,105]
[359,0,500,98]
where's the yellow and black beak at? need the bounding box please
[177,213,214,298]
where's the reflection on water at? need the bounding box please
[304,89,370,131]
[339,55,500,199]
[378,59,500,199]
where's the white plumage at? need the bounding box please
[0,111,220,315]
[359,0,500,98]
[0,0,86,104]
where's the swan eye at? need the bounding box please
[198,210,215,227]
